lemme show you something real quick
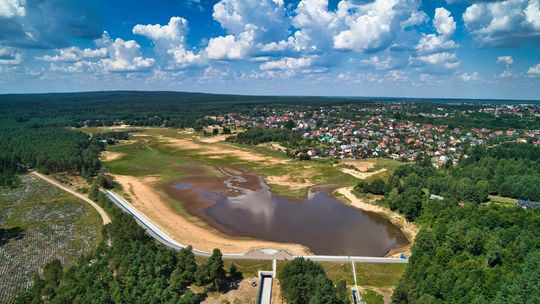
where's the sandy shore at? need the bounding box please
[334,187,419,257]
[112,174,311,255]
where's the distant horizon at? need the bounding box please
[1,89,538,103]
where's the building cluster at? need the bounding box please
[221,103,540,162]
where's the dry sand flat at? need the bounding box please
[161,135,316,192]
[100,151,125,162]
[334,186,419,257]
[160,136,289,165]
[112,174,311,255]
[265,174,314,190]
[339,160,388,179]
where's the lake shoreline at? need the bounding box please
[333,186,419,258]
[111,173,313,256]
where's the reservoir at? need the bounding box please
[164,168,408,256]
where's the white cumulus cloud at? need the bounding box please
[497,55,514,66]
[38,46,107,62]
[460,72,480,82]
[0,47,22,65]
[212,0,289,43]
[416,34,459,54]
[205,29,254,60]
[434,7,456,37]
[333,0,420,53]
[0,0,26,18]
[463,0,540,46]
[133,17,202,67]
[97,31,155,72]
[260,57,314,70]
[133,17,188,48]
[527,62,540,75]
[417,52,460,70]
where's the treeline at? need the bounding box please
[351,144,540,303]
[393,200,540,303]
[455,143,540,201]
[230,128,320,159]
[355,144,540,223]
[231,128,303,145]
[0,91,353,129]
[15,191,235,304]
[279,258,349,304]
[408,110,540,130]
[0,125,102,187]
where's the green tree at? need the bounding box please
[278,258,343,304]
[336,279,349,304]
[229,263,242,282]
[170,246,197,291]
[368,178,386,195]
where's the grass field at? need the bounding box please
[488,195,518,206]
[99,127,403,199]
[272,260,405,303]
[362,289,385,304]
[0,175,101,304]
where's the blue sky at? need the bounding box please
[1,0,540,100]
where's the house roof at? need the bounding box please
[517,200,540,208]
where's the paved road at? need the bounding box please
[105,189,408,264]
[31,172,111,225]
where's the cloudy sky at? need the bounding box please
[1,0,540,100]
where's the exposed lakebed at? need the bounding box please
[164,167,408,256]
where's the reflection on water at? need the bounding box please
[166,168,408,256]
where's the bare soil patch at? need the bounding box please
[100,151,125,162]
[161,136,289,165]
[198,134,230,143]
[339,160,387,179]
[202,277,259,303]
[112,174,311,255]
[265,174,314,190]
[258,142,287,152]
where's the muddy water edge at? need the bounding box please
[163,167,409,256]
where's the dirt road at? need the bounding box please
[30,171,111,225]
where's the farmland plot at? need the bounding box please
[0,175,100,304]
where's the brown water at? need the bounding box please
[164,168,408,256]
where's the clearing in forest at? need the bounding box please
[0,175,101,304]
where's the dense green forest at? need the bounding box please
[229,127,321,158]
[278,258,349,304]
[0,126,102,187]
[356,144,540,303]
[14,191,232,304]
[0,91,349,129]
[231,128,303,145]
